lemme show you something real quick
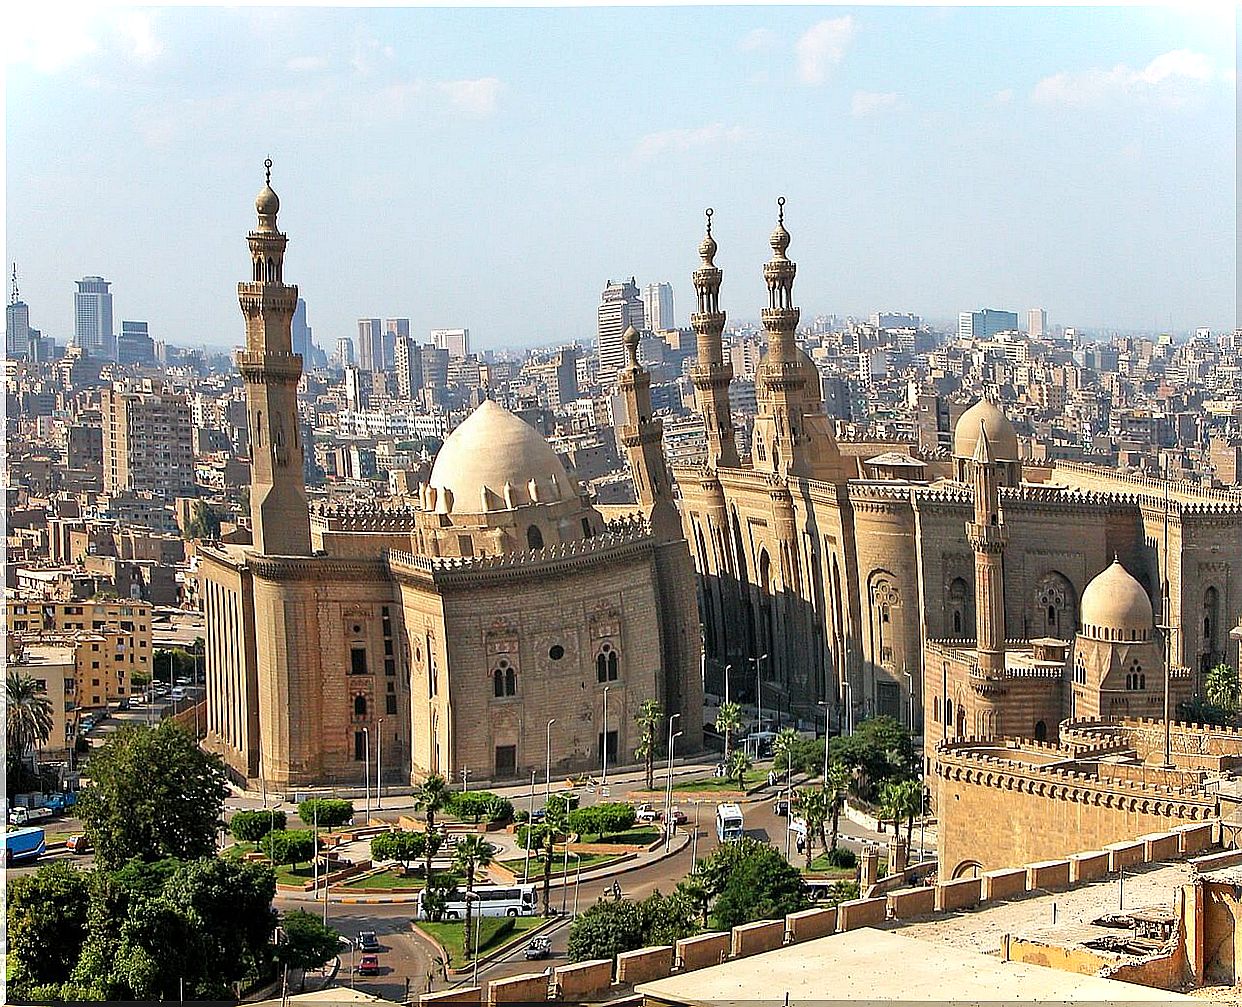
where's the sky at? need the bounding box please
[5,3,1237,352]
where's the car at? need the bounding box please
[357,931,380,951]
[634,803,658,824]
[666,807,687,826]
[175,676,192,686]
[357,954,380,975]
[66,834,90,854]
[524,937,551,960]
[170,687,187,701]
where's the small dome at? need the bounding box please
[256,183,280,218]
[769,196,791,256]
[623,325,641,367]
[953,399,1018,461]
[698,233,718,265]
[428,400,573,515]
[1080,559,1154,639]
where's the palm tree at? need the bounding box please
[6,671,53,775]
[773,727,799,774]
[725,748,752,792]
[715,702,742,760]
[795,787,832,869]
[453,835,496,954]
[1206,664,1240,719]
[413,773,452,882]
[892,778,924,850]
[634,699,664,792]
[824,760,850,854]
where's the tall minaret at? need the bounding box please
[237,159,311,556]
[966,421,1008,674]
[689,209,739,469]
[617,326,681,541]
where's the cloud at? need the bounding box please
[351,35,395,76]
[436,77,502,117]
[851,90,899,117]
[993,88,1014,105]
[1033,48,1221,108]
[286,55,329,73]
[116,11,162,62]
[632,123,747,163]
[6,4,99,72]
[739,28,777,53]
[795,16,854,85]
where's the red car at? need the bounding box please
[358,954,380,976]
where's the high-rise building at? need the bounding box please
[74,276,114,356]
[597,278,644,384]
[343,366,367,412]
[384,319,409,376]
[871,311,921,329]
[421,344,450,388]
[357,318,384,372]
[642,282,675,332]
[116,320,155,366]
[392,335,423,401]
[292,298,313,360]
[7,264,31,359]
[101,379,194,498]
[958,308,1019,341]
[1027,308,1047,339]
[431,327,469,359]
[335,336,355,368]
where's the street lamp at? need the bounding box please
[362,727,370,824]
[376,718,384,811]
[690,800,703,864]
[522,769,537,883]
[817,701,831,785]
[724,664,732,707]
[601,686,610,786]
[461,768,471,792]
[664,713,682,852]
[545,719,556,805]
[749,654,769,737]
[464,891,483,986]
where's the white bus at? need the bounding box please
[416,884,538,921]
[716,803,744,842]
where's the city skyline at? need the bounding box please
[6,4,1236,351]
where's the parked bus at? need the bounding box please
[6,826,46,865]
[715,803,744,842]
[416,884,538,921]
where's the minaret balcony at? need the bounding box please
[966,522,1009,550]
[761,307,800,331]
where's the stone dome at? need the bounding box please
[255,183,280,218]
[953,399,1019,461]
[427,399,573,515]
[1079,559,1154,641]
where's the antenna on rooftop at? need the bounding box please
[10,263,18,305]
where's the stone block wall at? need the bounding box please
[553,960,613,1001]
[1106,840,1146,871]
[487,973,550,1004]
[615,945,675,985]
[935,876,982,912]
[1069,850,1110,884]
[676,932,730,971]
[731,919,786,957]
[1026,859,1071,891]
[837,896,887,930]
[888,886,936,918]
[786,908,838,942]
[982,867,1027,900]
[1140,832,1181,862]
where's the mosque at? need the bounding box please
[200,166,1241,791]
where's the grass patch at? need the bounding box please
[671,770,767,793]
[497,852,621,877]
[417,915,545,966]
[576,826,661,845]
[44,831,78,844]
[221,841,257,860]
[342,868,461,890]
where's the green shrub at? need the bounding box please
[823,847,856,868]
[230,809,286,841]
[514,809,530,824]
[259,829,318,869]
[297,798,354,829]
[448,791,513,824]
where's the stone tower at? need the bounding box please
[966,421,1008,674]
[751,198,844,481]
[617,325,681,541]
[237,159,311,556]
[689,209,739,469]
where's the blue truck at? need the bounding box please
[6,827,47,865]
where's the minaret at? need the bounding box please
[237,159,311,556]
[689,209,739,469]
[966,421,1008,674]
[617,326,681,541]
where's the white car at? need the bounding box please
[170,687,187,701]
[634,804,658,824]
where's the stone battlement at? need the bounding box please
[1053,461,1242,509]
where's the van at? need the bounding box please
[715,803,744,842]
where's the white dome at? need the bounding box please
[1080,559,1154,640]
[953,399,1019,461]
[427,400,573,514]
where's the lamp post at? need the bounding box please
[844,680,854,736]
[376,718,383,812]
[724,663,732,706]
[691,800,702,864]
[464,891,483,986]
[817,701,831,785]
[750,654,768,737]
[573,854,583,917]
[522,769,537,883]
[664,714,682,852]
[545,719,556,805]
[362,727,370,824]
[461,768,471,793]
[601,686,610,786]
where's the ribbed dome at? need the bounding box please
[256,183,280,218]
[427,399,572,514]
[1080,559,1154,640]
[953,399,1019,461]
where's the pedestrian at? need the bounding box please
[796,834,805,855]
[768,770,776,789]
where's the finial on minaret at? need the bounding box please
[705,207,713,237]
[255,158,280,225]
[623,325,641,369]
[972,420,994,465]
[778,195,785,225]
[265,157,273,184]
[769,197,791,258]
[698,208,718,266]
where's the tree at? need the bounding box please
[567,898,647,962]
[275,910,341,990]
[453,835,497,950]
[296,798,355,829]
[1205,664,1240,719]
[185,500,222,541]
[634,699,664,791]
[773,727,800,775]
[6,861,92,992]
[831,716,912,801]
[824,760,850,853]
[260,830,318,871]
[448,790,513,824]
[715,702,742,759]
[886,778,924,850]
[774,736,824,777]
[230,809,287,842]
[7,669,54,783]
[371,830,426,872]
[568,802,636,841]
[78,721,229,870]
[794,787,832,868]
[726,748,753,792]
[710,846,805,928]
[414,774,453,880]
[641,889,700,947]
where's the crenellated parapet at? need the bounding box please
[312,503,422,532]
[1053,461,1242,508]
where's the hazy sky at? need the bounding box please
[6,4,1236,351]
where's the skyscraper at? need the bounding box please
[958,308,1019,341]
[431,327,469,358]
[101,380,194,497]
[597,278,644,383]
[384,318,409,376]
[357,318,384,372]
[117,320,155,365]
[74,276,114,356]
[7,264,31,360]
[336,336,355,368]
[392,334,423,401]
[292,298,313,360]
[643,282,675,331]
[1027,308,1047,339]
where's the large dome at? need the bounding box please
[953,399,1019,461]
[427,399,574,514]
[1080,559,1154,640]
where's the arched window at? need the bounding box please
[607,651,619,681]
[1034,720,1047,742]
[505,668,517,696]
[945,698,954,734]
[947,577,970,637]
[527,525,544,550]
[266,256,275,281]
[493,669,504,697]
[596,653,607,682]
[354,694,367,717]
